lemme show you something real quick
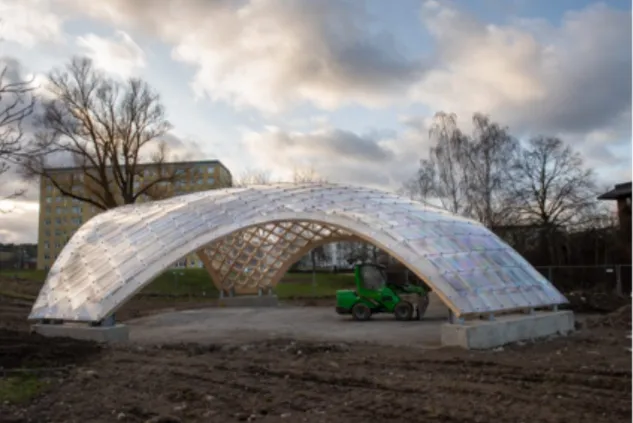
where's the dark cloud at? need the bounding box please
[271,128,394,162]
[415,2,631,142]
[515,5,631,136]
[242,125,422,189]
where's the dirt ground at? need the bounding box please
[1,279,631,423]
[1,301,631,422]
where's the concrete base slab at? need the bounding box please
[32,323,129,343]
[441,311,575,350]
[218,295,279,308]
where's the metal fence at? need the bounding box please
[534,264,632,297]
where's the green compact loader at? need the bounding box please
[335,263,430,321]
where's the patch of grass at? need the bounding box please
[143,268,217,296]
[0,289,36,301]
[0,375,47,404]
[276,273,356,298]
[1,267,357,299]
[0,270,48,281]
[143,269,355,298]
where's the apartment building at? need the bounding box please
[37,160,232,270]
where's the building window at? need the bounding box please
[45,197,52,204]
[207,177,215,185]
[72,206,82,214]
[44,242,49,249]
[55,218,61,225]
[56,207,62,214]
[46,185,53,193]
[197,178,204,185]
[44,254,50,260]
[207,165,215,174]
[56,196,62,203]
[44,219,51,225]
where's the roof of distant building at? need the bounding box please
[43,159,230,174]
[598,182,632,200]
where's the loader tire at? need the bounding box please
[352,303,372,321]
[394,301,414,321]
[417,295,430,320]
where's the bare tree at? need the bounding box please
[22,56,184,210]
[404,112,525,228]
[507,136,598,264]
[464,113,519,228]
[232,168,273,187]
[0,64,35,202]
[399,159,435,203]
[508,136,597,228]
[407,112,471,215]
[292,166,328,184]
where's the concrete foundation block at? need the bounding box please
[32,323,130,343]
[441,310,575,350]
[218,294,279,308]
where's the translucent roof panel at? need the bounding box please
[29,183,568,322]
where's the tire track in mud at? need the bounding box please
[5,331,630,423]
[143,348,628,423]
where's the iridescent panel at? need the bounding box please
[29,183,568,322]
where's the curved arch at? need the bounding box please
[28,183,568,322]
[196,223,362,294]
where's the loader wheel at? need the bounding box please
[352,303,372,321]
[394,301,414,321]
[417,295,430,320]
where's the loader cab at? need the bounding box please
[355,263,387,293]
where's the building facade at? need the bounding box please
[597,181,632,261]
[37,160,232,270]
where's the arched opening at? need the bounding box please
[195,219,363,294]
[193,219,437,301]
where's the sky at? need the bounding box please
[0,0,631,244]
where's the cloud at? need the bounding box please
[411,2,631,140]
[157,133,206,162]
[76,30,146,78]
[241,125,424,188]
[57,0,423,113]
[0,56,39,200]
[0,200,39,243]
[0,0,66,47]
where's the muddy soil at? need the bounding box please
[1,278,631,423]
[564,290,630,313]
[0,325,631,423]
[1,294,631,423]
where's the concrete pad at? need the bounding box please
[441,310,575,350]
[218,294,279,307]
[33,323,130,343]
[128,301,450,347]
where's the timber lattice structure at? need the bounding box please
[29,183,568,323]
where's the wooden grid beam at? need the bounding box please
[200,220,357,294]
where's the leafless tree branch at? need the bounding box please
[0,65,36,206]
[20,56,184,211]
